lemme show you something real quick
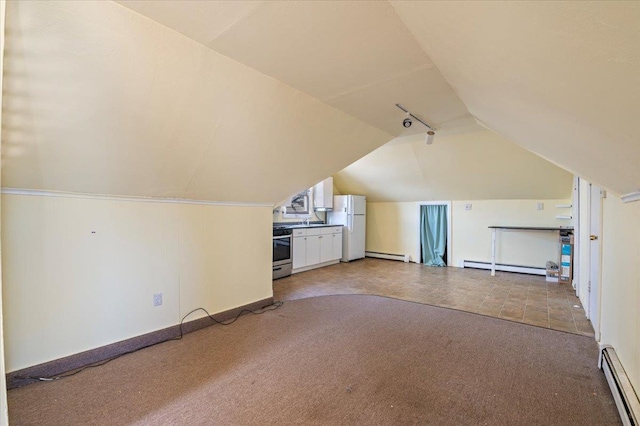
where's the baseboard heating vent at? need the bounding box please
[366,251,410,262]
[600,346,640,426]
[462,260,545,276]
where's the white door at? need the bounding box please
[588,184,603,339]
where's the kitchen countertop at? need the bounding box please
[273,223,342,229]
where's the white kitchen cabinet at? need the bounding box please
[319,233,333,263]
[292,233,307,269]
[331,228,343,261]
[306,235,321,266]
[291,225,343,273]
[313,177,333,211]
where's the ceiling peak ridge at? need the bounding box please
[321,63,435,103]
[204,1,266,47]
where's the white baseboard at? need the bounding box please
[365,251,410,262]
[462,260,546,276]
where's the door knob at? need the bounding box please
[590,235,598,240]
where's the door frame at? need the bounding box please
[572,175,580,294]
[575,177,603,340]
[417,201,452,266]
[588,183,604,341]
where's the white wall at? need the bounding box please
[599,195,640,394]
[1,193,273,372]
[2,1,392,205]
[366,202,420,259]
[367,199,572,267]
[0,1,8,423]
[451,200,572,268]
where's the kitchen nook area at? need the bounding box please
[272,177,366,280]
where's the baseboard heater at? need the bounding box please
[462,260,546,276]
[365,251,409,262]
[600,346,640,425]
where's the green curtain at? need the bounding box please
[420,205,447,267]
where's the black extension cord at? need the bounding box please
[17,301,284,383]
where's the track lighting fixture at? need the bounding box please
[425,130,435,145]
[395,103,436,144]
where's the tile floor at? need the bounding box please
[273,258,594,337]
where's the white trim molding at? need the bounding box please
[0,188,274,208]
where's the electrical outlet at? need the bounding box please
[153,293,162,307]
[537,202,544,211]
[465,203,472,211]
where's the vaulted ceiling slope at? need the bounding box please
[334,130,574,202]
[5,2,636,204]
[391,1,640,196]
[1,1,392,204]
[116,0,477,138]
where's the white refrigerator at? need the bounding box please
[328,195,366,262]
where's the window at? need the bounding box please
[283,190,311,217]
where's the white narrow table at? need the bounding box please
[488,226,574,276]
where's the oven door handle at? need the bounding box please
[273,235,292,240]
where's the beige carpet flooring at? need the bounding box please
[8,295,618,425]
[275,258,594,336]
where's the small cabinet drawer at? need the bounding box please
[306,228,322,236]
[321,226,342,235]
[321,227,334,235]
[292,229,307,237]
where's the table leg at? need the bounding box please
[491,228,496,276]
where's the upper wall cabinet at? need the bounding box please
[313,177,333,211]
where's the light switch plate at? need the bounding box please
[465,203,472,211]
[537,202,544,211]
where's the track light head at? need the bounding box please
[402,117,412,128]
[425,130,435,145]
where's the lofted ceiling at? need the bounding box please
[117,0,475,137]
[334,130,574,202]
[390,1,640,196]
[1,1,392,203]
[2,1,638,203]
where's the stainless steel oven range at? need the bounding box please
[273,227,293,279]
